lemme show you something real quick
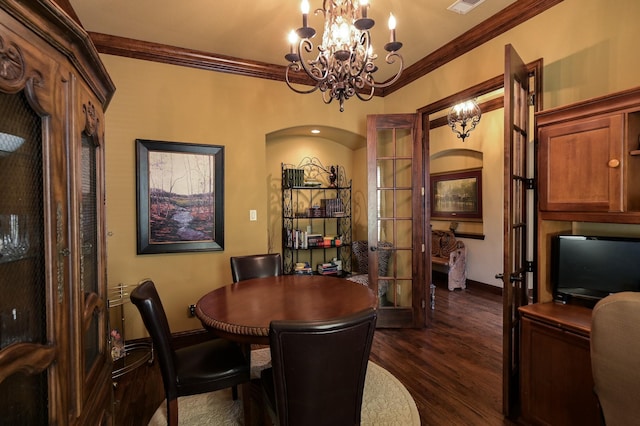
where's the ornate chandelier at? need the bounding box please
[447,99,482,142]
[285,0,404,112]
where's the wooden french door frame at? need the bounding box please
[502,44,542,417]
[366,114,427,328]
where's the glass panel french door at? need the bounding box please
[367,114,426,328]
[502,44,534,416]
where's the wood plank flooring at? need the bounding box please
[370,282,517,425]
[115,282,517,425]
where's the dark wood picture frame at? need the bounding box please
[430,168,482,221]
[136,139,224,254]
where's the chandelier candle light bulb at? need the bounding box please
[301,0,310,28]
[361,0,368,18]
[286,30,300,62]
[288,31,297,54]
[388,13,396,42]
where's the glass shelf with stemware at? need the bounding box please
[0,214,31,264]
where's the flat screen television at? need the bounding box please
[552,235,640,307]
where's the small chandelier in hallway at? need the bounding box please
[284,0,404,112]
[447,99,482,142]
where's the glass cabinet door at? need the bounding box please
[0,91,49,424]
[80,133,101,374]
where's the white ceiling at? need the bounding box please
[69,0,516,81]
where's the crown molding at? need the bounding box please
[89,0,562,97]
[382,0,562,96]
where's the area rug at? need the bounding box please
[149,360,420,425]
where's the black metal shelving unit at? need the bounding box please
[281,158,352,275]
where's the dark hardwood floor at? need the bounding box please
[370,281,517,425]
[114,280,517,425]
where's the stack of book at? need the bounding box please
[317,262,339,275]
[294,262,313,275]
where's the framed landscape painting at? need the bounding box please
[136,139,224,254]
[430,168,482,221]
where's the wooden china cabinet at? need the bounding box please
[0,1,115,424]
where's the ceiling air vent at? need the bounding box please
[447,0,486,15]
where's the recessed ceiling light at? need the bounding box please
[311,129,321,134]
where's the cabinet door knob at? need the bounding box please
[608,159,620,168]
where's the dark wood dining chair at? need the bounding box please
[260,308,377,426]
[230,252,283,379]
[130,280,251,426]
[230,253,283,283]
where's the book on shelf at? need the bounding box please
[284,168,305,188]
[317,262,339,275]
[306,234,324,248]
[294,262,313,275]
[320,198,344,217]
[288,229,307,249]
[288,231,338,249]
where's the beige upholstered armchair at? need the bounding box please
[590,291,640,425]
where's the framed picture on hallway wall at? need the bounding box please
[430,168,482,221]
[136,139,225,254]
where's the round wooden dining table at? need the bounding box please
[195,274,377,345]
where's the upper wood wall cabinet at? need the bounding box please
[0,1,115,424]
[537,87,640,223]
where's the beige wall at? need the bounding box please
[103,57,382,337]
[104,0,640,337]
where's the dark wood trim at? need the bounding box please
[124,329,212,350]
[420,75,506,115]
[540,210,640,224]
[453,231,485,240]
[88,32,316,86]
[429,97,503,130]
[432,272,502,295]
[52,0,83,26]
[419,60,542,117]
[385,0,562,96]
[467,278,502,295]
[536,85,640,125]
[87,0,562,97]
